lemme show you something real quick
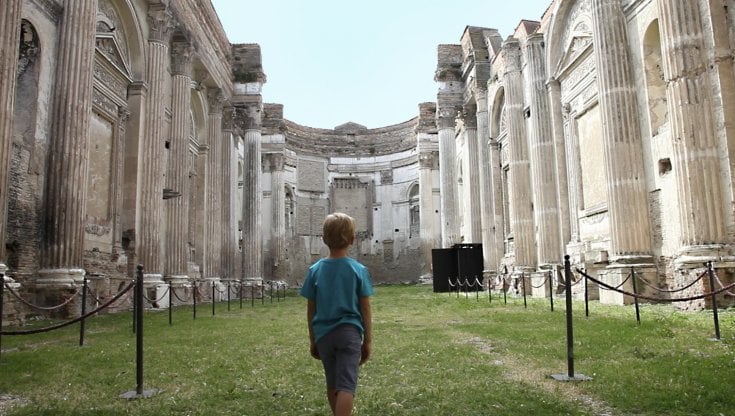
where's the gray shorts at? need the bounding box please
[316,324,362,394]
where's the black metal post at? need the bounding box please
[503,276,507,304]
[168,283,173,326]
[132,276,137,334]
[79,275,88,346]
[521,273,527,309]
[227,281,231,311]
[563,255,575,378]
[193,282,197,320]
[488,276,492,303]
[476,276,480,302]
[584,272,589,318]
[251,284,255,307]
[135,264,145,395]
[631,267,641,325]
[212,281,216,316]
[261,283,265,305]
[239,280,243,309]
[707,262,721,340]
[548,270,554,312]
[270,282,273,304]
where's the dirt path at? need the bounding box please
[451,331,618,416]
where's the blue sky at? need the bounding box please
[211,0,552,129]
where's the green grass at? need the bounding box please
[1,285,734,415]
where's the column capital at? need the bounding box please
[437,105,459,130]
[501,37,522,73]
[463,104,478,129]
[171,40,195,77]
[419,151,438,169]
[147,3,173,44]
[234,102,262,131]
[207,88,225,115]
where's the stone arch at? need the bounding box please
[408,182,420,239]
[546,0,592,79]
[100,0,146,80]
[642,19,667,137]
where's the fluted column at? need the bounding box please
[221,106,235,280]
[546,77,571,252]
[591,0,653,262]
[501,38,535,269]
[164,40,193,284]
[240,103,263,280]
[205,90,224,280]
[37,0,97,287]
[657,0,727,262]
[526,34,562,267]
[463,105,482,243]
[136,3,172,283]
[437,107,461,247]
[269,153,285,270]
[476,92,497,273]
[0,0,22,274]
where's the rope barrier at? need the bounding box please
[531,274,548,289]
[578,269,735,303]
[3,281,82,311]
[712,270,735,297]
[633,269,708,294]
[171,286,189,303]
[1,281,135,336]
[142,286,170,305]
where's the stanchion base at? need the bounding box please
[120,389,160,400]
[549,373,592,381]
[707,337,722,342]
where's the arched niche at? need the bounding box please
[642,19,667,137]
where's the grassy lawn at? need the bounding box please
[0,285,733,415]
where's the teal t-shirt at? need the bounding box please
[299,257,374,343]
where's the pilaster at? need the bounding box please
[526,34,562,268]
[38,0,98,287]
[501,37,535,269]
[268,153,286,271]
[475,92,497,275]
[221,106,236,280]
[546,77,571,254]
[416,102,438,278]
[590,0,653,266]
[463,104,482,244]
[0,0,22,274]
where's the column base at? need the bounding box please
[35,268,86,289]
[599,262,657,305]
[674,244,734,269]
[0,262,7,274]
[143,273,165,286]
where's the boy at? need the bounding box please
[300,213,374,416]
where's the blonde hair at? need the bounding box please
[322,212,356,250]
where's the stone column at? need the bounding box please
[205,89,224,280]
[437,107,461,247]
[221,106,235,280]
[0,0,22,274]
[136,3,172,283]
[164,40,193,285]
[268,153,285,272]
[37,0,98,287]
[591,0,653,261]
[476,92,498,275]
[657,0,728,264]
[526,34,562,268]
[463,104,482,244]
[592,0,655,304]
[501,38,535,270]
[546,77,571,252]
[240,103,263,280]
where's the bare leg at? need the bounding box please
[334,390,354,416]
[327,388,337,415]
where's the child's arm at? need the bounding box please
[307,299,319,359]
[359,296,372,365]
